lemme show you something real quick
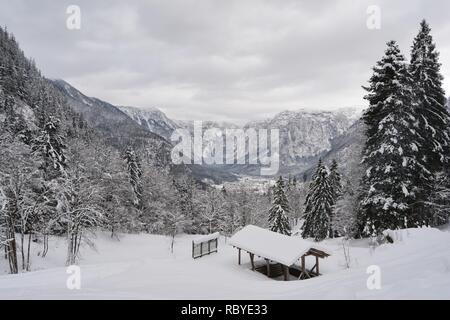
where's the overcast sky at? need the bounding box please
[1,0,450,123]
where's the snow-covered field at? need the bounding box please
[1,226,450,300]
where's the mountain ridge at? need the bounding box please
[54,79,364,180]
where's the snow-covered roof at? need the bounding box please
[193,232,220,245]
[228,225,330,266]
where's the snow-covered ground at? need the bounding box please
[1,226,450,299]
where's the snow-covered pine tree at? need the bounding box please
[359,40,432,235]
[33,116,67,180]
[124,146,143,210]
[328,159,342,237]
[292,176,297,188]
[409,20,450,225]
[302,159,334,241]
[410,20,450,172]
[268,176,291,235]
[329,159,342,200]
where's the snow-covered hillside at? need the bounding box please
[118,106,178,140]
[1,227,449,299]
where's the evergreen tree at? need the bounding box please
[409,20,450,225]
[409,20,450,172]
[124,146,143,210]
[328,159,342,237]
[33,116,67,180]
[292,176,297,188]
[329,159,342,200]
[302,159,334,241]
[359,40,431,235]
[287,175,292,191]
[268,176,291,235]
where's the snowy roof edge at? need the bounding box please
[228,225,331,266]
[228,240,308,266]
[193,232,220,244]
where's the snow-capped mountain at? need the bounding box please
[118,106,178,140]
[53,79,362,179]
[117,102,362,177]
[246,108,361,168]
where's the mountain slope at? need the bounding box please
[52,80,238,182]
[302,119,366,180]
[51,80,171,154]
[118,105,178,140]
[247,108,360,168]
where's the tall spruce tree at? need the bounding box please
[329,159,342,201]
[33,116,67,180]
[268,176,291,235]
[409,20,450,225]
[302,159,334,241]
[359,40,431,235]
[328,159,342,236]
[409,20,450,172]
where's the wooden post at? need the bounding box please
[316,256,319,276]
[283,265,288,281]
[249,253,255,271]
[238,248,241,265]
[266,259,270,277]
[299,255,305,279]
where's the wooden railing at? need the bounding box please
[192,233,219,259]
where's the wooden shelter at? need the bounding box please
[228,225,330,281]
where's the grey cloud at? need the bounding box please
[1,0,450,123]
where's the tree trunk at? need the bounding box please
[42,234,49,258]
[26,232,32,271]
[6,215,18,274]
[7,239,18,274]
[75,231,82,258]
[20,231,26,270]
[66,231,76,266]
